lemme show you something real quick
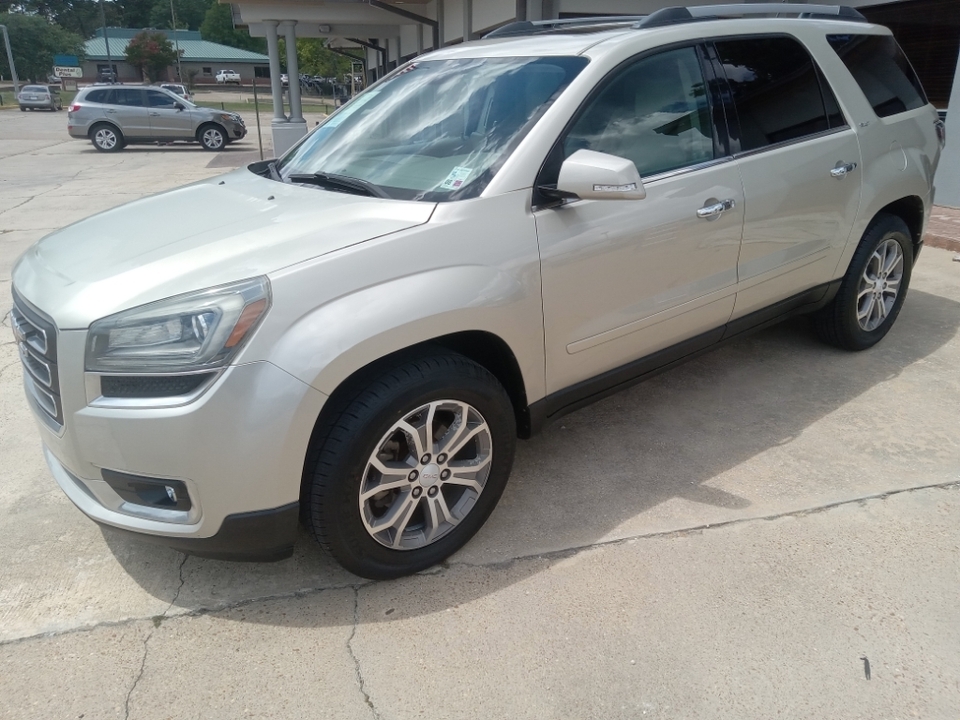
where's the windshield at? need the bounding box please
[277,56,588,201]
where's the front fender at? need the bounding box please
[241,190,546,407]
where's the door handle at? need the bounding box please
[830,162,858,178]
[149,112,160,116]
[697,198,736,219]
[105,109,117,113]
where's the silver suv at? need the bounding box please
[67,85,246,151]
[12,5,943,578]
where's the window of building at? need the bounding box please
[714,36,832,152]
[827,34,927,118]
[254,66,270,78]
[202,67,213,76]
[562,46,715,178]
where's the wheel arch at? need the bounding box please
[298,330,534,508]
[196,121,228,142]
[875,195,925,255]
[87,120,124,139]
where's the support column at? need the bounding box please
[934,46,960,208]
[436,0,445,47]
[264,20,285,123]
[463,0,473,42]
[280,20,304,124]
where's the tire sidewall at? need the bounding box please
[91,125,122,152]
[199,125,225,150]
[311,362,516,580]
[839,218,913,350]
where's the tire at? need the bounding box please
[19,107,25,112]
[813,213,913,351]
[90,123,124,152]
[198,124,226,151]
[305,352,517,580]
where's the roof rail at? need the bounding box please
[485,16,648,39]
[636,4,867,29]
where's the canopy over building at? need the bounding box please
[226,0,959,205]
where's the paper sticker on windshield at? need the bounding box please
[440,166,473,191]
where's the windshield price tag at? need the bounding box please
[440,166,473,191]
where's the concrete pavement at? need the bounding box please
[1,108,959,719]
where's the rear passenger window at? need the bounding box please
[563,46,715,178]
[714,36,833,152]
[113,89,144,107]
[827,34,927,118]
[85,89,108,103]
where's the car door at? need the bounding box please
[145,89,194,138]
[535,44,744,397]
[712,35,863,318]
[104,88,151,138]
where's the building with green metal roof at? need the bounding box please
[83,28,270,85]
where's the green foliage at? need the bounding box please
[199,2,264,53]
[148,0,211,31]
[124,28,178,82]
[1,0,119,38]
[0,12,85,82]
[297,38,360,79]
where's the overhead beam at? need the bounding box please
[367,0,439,49]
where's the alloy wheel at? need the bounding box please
[202,128,224,150]
[95,128,117,150]
[359,399,493,550]
[856,237,904,332]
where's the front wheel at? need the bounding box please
[813,213,913,351]
[305,353,517,580]
[198,124,226,151]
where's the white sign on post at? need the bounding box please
[54,66,83,78]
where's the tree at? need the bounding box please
[124,29,178,82]
[1,0,116,39]
[148,0,212,31]
[0,12,85,82]
[298,38,359,79]
[200,2,264,53]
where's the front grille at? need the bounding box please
[10,290,63,429]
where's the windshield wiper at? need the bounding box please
[286,171,391,199]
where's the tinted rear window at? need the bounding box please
[827,34,927,117]
[23,85,48,92]
[714,36,834,152]
[84,89,108,103]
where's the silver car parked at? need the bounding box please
[67,85,246,152]
[18,84,63,111]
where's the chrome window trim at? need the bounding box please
[732,125,853,161]
[642,155,736,185]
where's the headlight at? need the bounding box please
[85,277,270,373]
[219,113,238,124]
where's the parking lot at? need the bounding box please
[1,107,959,719]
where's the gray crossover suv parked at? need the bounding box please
[67,85,246,151]
[13,5,943,579]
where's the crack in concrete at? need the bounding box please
[347,586,382,720]
[2,480,958,648]
[122,554,188,720]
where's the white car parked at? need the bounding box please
[215,69,241,85]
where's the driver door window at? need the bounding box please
[563,47,715,178]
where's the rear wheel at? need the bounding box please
[90,123,123,152]
[813,214,913,351]
[305,352,517,580]
[198,124,226,151]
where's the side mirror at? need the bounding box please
[555,149,646,201]
[175,103,185,111]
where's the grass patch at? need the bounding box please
[195,100,335,115]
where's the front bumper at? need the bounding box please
[23,319,327,559]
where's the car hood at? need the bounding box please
[12,167,436,329]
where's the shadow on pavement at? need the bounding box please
[102,288,960,625]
